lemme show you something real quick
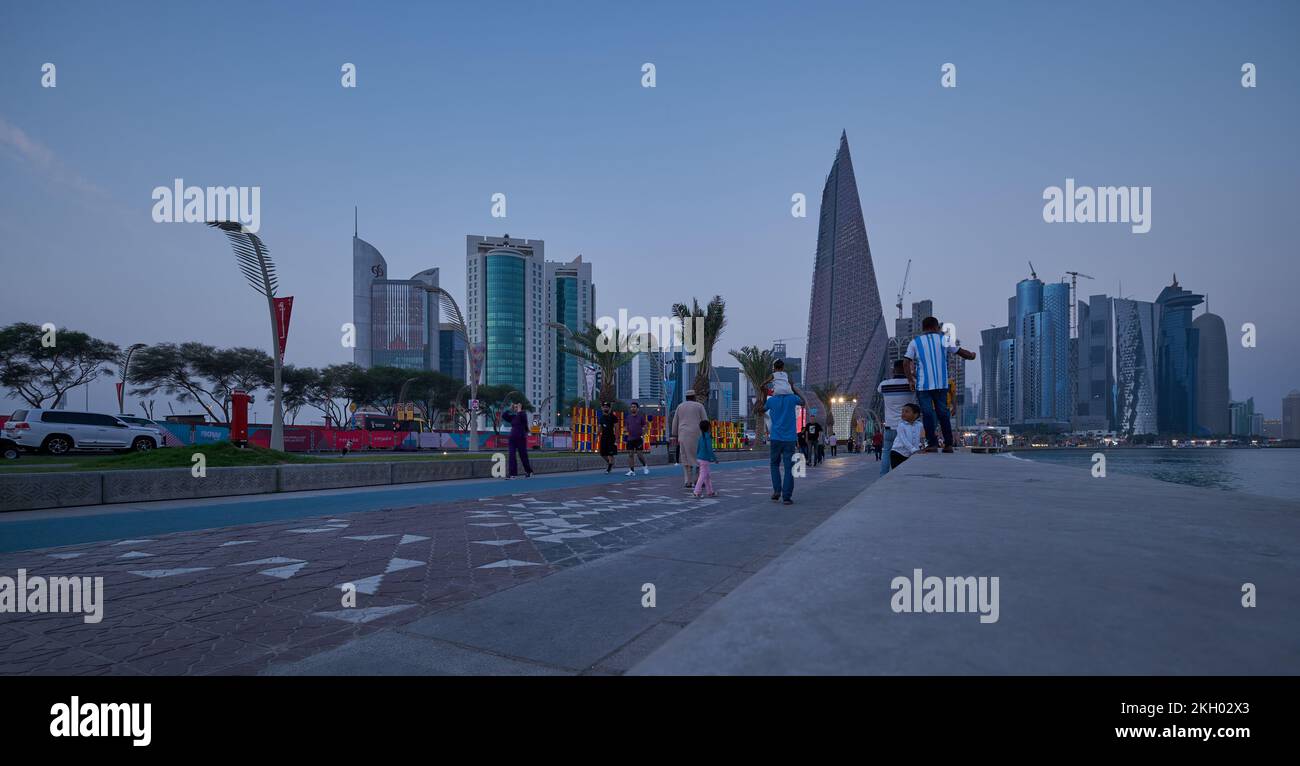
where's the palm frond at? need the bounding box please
[208,221,277,297]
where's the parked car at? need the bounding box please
[1,437,19,460]
[1,409,161,455]
[115,414,173,447]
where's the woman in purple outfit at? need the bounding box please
[502,401,533,478]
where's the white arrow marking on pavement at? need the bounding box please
[259,562,308,579]
[235,557,305,566]
[313,604,414,624]
[129,568,211,578]
[477,558,542,569]
[384,558,424,574]
[118,551,154,559]
[471,539,524,546]
[398,534,429,545]
[344,534,397,542]
[48,553,84,559]
[338,574,384,595]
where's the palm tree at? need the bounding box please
[808,381,843,437]
[728,345,774,442]
[550,322,639,405]
[672,295,726,401]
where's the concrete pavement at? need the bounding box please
[632,451,1300,675]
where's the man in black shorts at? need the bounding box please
[623,400,650,476]
[597,401,618,472]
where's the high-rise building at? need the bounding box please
[996,338,1016,425]
[804,132,889,415]
[979,326,1011,424]
[546,256,595,412]
[1114,298,1158,436]
[465,235,547,407]
[1043,282,1071,422]
[438,323,467,383]
[352,233,440,370]
[1283,390,1300,440]
[1075,294,1115,431]
[1154,277,1203,435]
[711,365,742,421]
[1192,310,1229,435]
[1229,397,1255,437]
[615,334,665,410]
[890,299,933,366]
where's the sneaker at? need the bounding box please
[642,467,650,475]
[782,499,793,505]
[770,492,780,501]
[693,493,702,499]
[605,464,612,473]
[625,470,636,476]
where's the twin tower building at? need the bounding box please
[352,231,594,415]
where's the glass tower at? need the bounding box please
[1155,277,1204,435]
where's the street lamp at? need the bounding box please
[208,222,284,451]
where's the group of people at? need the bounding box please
[501,316,974,495]
[875,316,976,473]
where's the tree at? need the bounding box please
[129,342,272,423]
[477,385,534,436]
[280,365,317,425]
[550,322,640,405]
[729,345,774,442]
[672,296,726,400]
[0,322,119,408]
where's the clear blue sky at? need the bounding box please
[2,0,1297,416]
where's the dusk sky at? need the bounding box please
[2,0,1297,416]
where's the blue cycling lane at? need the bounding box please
[0,458,769,553]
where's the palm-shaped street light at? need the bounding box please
[207,221,284,451]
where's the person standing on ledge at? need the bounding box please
[904,316,976,453]
[671,389,708,489]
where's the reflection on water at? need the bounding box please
[1012,448,1300,502]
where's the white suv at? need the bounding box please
[2,409,162,455]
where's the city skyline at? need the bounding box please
[2,1,1298,418]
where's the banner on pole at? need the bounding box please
[273,296,294,362]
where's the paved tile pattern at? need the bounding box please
[0,458,870,675]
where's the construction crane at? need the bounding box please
[895,259,912,319]
[1063,270,1095,338]
[1028,261,1038,280]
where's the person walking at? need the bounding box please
[871,428,883,461]
[766,389,800,504]
[797,428,810,465]
[671,389,708,489]
[804,419,823,466]
[692,420,719,498]
[828,431,838,458]
[597,401,619,473]
[502,402,534,479]
[904,317,976,453]
[624,401,650,476]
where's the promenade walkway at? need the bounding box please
[633,452,1300,674]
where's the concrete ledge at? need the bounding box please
[633,452,1300,675]
[390,460,476,484]
[277,462,392,492]
[103,466,279,503]
[0,472,102,512]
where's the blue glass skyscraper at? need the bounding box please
[1155,277,1203,435]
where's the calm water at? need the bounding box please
[1010,448,1300,502]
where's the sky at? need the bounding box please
[2,0,1297,418]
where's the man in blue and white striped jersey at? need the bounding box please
[904,316,976,453]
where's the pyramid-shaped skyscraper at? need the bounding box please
[804,131,889,413]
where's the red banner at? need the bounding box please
[273,296,294,362]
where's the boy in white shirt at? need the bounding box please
[764,358,797,397]
[889,403,925,470]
